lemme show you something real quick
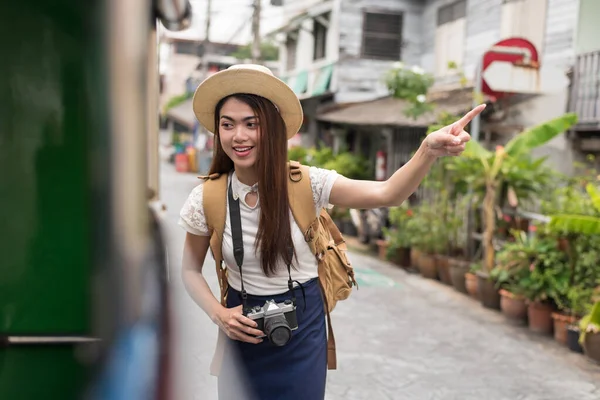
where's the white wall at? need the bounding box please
[335,0,425,103]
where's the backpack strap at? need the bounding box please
[200,172,229,305]
[286,161,338,370]
[199,172,230,377]
[287,161,318,254]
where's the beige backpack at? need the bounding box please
[201,160,358,375]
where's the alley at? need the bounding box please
[159,161,600,400]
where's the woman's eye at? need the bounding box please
[247,122,258,128]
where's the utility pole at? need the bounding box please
[199,0,212,80]
[205,0,211,43]
[251,0,261,63]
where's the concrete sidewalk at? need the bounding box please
[159,160,600,400]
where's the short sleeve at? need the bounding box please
[178,182,211,236]
[309,166,339,210]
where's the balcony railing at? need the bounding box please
[570,50,600,129]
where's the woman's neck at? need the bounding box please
[234,166,259,186]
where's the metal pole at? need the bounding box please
[470,59,483,142]
[200,0,212,80]
[466,57,484,259]
[252,0,262,63]
[205,0,212,42]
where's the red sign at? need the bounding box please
[481,37,539,99]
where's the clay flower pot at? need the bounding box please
[435,255,452,285]
[464,272,479,300]
[551,312,578,345]
[499,289,527,323]
[476,271,501,310]
[527,301,554,335]
[376,239,388,261]
[583,332,600,364]
[419,252,438,280]
[410,248,422,270]
[448,258,469,294]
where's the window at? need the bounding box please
[285,35,297,71]
[500,0,547,54]
[313,17,328,61]
[361,11,403,60]
[435,0,466,76]
[437,0,466,26]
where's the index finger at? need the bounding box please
[455,104,486,130]
[236,312,259,328]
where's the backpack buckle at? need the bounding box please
[289,169,302,182]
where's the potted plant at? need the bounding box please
[413,203,446,280]
[465,262,482,300]
[383,204,414,268]
[519,238,570,335]
[463,114,578,292]
[549,237,598,346]
[579,297,600,364]
[491,230,537,323]
[563,285,594,353]
[548,180,600,349]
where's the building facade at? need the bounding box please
[273,0,598,175]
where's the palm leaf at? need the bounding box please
[504,113,578,157]
[586,183,600,214]
[548,214,600,235]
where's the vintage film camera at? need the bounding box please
[246,299,298,346]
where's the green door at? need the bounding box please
[0,1,99,398]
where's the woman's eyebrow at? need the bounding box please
[220,115,257,121]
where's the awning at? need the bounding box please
[311,64,333,96]
[317,86,487,127]
[293,70,308,94]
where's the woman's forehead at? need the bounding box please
[220,96,253,112]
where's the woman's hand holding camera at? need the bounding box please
[215,304,264,344]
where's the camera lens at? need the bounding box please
[264,315,292,346]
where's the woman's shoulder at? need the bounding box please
[305,166,339,209]
[179,180,210,236]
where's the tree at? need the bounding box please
[231,41,279,61]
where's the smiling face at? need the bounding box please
[218,97,261,171]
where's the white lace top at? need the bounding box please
[178,166,339,295]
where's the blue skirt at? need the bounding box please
[218,278,327,400]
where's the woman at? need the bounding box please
[179,64,485,400]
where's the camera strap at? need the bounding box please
[228,178,299,315]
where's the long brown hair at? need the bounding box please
[209,94,294,276]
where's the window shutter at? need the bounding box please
[362,12,403,60]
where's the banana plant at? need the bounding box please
[549,183,600,235]
[547,181,600,331]
[463,113,578,275]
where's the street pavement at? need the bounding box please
[159,160,600,400]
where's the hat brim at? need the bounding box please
[192,69,303,140]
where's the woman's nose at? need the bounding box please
[233,126,249,141]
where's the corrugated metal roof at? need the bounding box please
[317,87,484,127]
[166,98,195,129]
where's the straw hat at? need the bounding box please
[192,64,304,139]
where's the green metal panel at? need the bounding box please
[292,70,309,94]
[311,64,333,96]
[0,346,90,399]
[0,1,99,398]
